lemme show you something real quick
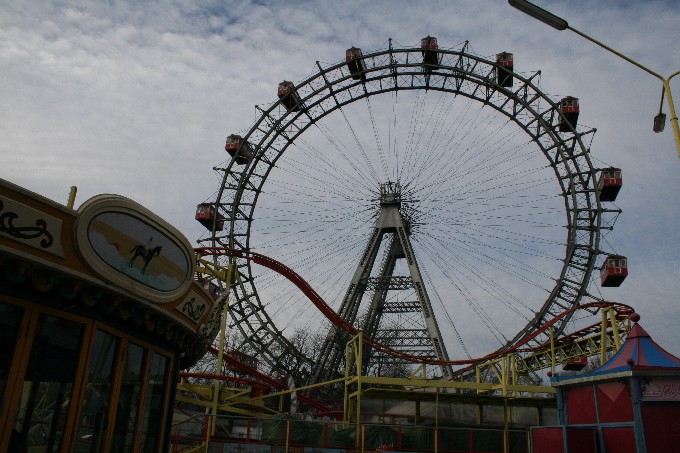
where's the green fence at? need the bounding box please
[172,415,531,453]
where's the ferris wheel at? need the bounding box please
[197,38,623,384]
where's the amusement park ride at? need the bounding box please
[181,35,631,434]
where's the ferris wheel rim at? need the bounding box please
[208,41,604,379]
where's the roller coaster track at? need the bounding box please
[195,247,635,383]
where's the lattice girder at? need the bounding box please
[209,41,605,383]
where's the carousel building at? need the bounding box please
[531,317,680,452]
[0,178,221,453]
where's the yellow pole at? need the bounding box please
[550,327,555,375]
[435,390,439,453]
[567,26,680,159]
[501,356,508,397]
[356,332,363,431]
[361,425,365,453]
[344,339,350,425]
[503,399,509,453]
[510,353,517,397]
[663,74,680,156]
[600,310,608,365]
[67,186,77,209]
[210,261,234,436]
[511,0,680,159]
[609,307,622,351]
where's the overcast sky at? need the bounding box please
[2,0,680,358]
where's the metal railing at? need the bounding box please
[169,414,532,453]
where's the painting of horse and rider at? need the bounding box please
[128,242,163,274]
[86,211,189,292]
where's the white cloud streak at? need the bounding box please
[1,0,679,356]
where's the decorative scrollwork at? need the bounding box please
[0,199,54,248]
[181,296,206,322]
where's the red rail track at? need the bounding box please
[195,247,635,374]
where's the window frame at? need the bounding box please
[0,298,175,453]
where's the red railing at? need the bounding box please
[169,413,532,453]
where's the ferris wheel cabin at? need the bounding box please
[421,36,439,69]
[195,203,224,231]
[558,96,580,132]
[277,80,303,112]
[225,349,259,372]
[496,52,514,87]
[563,356,588,371]
[346,47,367,81]
[598,167,622,202]
[225,134,254,165]
[600,255,628,287]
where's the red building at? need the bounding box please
[531,317,680,452]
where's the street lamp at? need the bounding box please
[509,0,680,160]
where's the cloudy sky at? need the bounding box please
[2,0,680,360]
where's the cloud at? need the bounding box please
[1,0,679,367]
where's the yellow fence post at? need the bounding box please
[285,419,291,453]
[550,327,556,375]
[600,309,608,365]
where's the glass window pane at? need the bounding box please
[110,343,145,453]
[482,404,505,425]
[451,403,478,424]
[510,406,539,428]
[74,329,119,453]
[13,314,84,453]
[541,407,558,425]
[139,353,169,452]
[0,302,24,405]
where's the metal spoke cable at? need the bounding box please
[417,231,533,319]
[389,90,400,182]
[416,236,508,345]
[444,228,555,295]
[365,97,390,180]
[422,219,550,305]
[418,253,472,359]
[294,133,376,194]
[330,107,382,184]
[400,89,430,184]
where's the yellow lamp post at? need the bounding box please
[509,0,680,160]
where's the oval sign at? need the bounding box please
[88,212,188,291]
[76,195,194,303]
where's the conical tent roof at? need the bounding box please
[596,323,680,373]
[552,322,680,384]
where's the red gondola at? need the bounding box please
[496,52,514,87]
[203,281,222,300]
[226,349,259,371]
[558,96,580,132]
[277,80,303,112]
[598,167,622,202]
[225,134,254,165]
[563,356,588,371]
[195,203,224,231]
[600,255,628,287]
[421,36,439,69]
[346,47,367,81]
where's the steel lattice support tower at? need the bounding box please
[312,182,453,382]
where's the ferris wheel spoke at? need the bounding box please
[417,232,537,317]
[416,240,509,346]
[420,264,472,359]
[281,139,375,195]
[207,41,614,380]
[425,226,555,303]
[364,97,390,180]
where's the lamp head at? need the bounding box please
[509,0,569,31]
